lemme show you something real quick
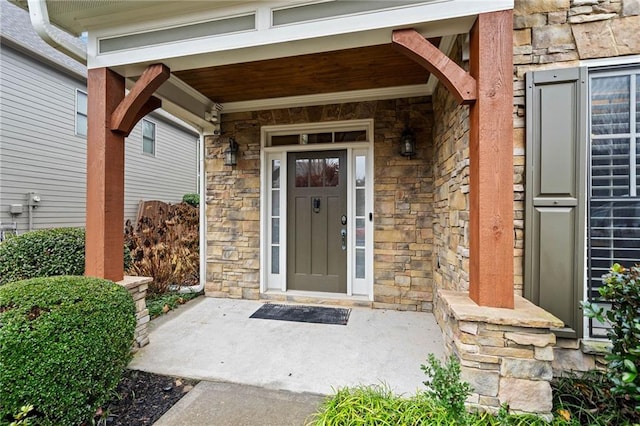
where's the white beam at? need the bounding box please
[125,74,217,133]
[222,84,431,114]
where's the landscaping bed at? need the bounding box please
[98,370,198,426]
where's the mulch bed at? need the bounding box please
[97,369,198,425]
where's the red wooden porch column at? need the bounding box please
[468,10,514,308]
[86,64,169,281]
[86,67,126,281]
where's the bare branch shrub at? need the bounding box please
[125,201,199,295]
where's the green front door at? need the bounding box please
[287,150,347,293]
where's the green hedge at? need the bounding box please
[0,276,136,425]
[182,193,199,207]
[0,228,132,285]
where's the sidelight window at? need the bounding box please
[270,158,281,275]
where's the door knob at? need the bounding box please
[341,229,347,250]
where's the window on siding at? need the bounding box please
[588,68,640,337]
[142,119,156,156]
[75,90,87,136]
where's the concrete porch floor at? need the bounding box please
[129,297,445,396]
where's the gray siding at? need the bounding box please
[0,45,87,233]
[0,45,197,235]
[124,116,198,222]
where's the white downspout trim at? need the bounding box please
[178,131,206,294]
[27,0,87,64]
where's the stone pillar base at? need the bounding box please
[434,289,563,418]
[118,276,152,351]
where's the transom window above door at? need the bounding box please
[266,125,369,147]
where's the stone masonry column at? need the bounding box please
[118,276,152,351]
[434,289,563,417]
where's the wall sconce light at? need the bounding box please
[224,137,239,166]
[400,126,416,158]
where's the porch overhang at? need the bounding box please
[11,0,512,113]
[16,0,516,309]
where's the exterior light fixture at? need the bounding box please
[400,126,416,158]
[224,137,239,166]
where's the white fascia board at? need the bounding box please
[95,16,476,77]
[221,84,431,114]
[86,0,512,72]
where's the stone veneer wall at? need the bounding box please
[205,98,435,311]
[435,289,563,417]
[117,276,151,351]
[512,0,640,370]
[431,38,472,293]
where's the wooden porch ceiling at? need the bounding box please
[174,41,439,103]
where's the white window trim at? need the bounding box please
[259,119,374,299]
[142,118,157,156]
[351,147,374,297]
[75,89,88,137]
[579,55,640,68]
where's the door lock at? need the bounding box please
[312,198,320,213]
[341,229,347,250]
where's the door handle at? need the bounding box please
[312,198,320,213]
[341,229,347,250]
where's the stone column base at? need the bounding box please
[117,276,152,351]
[434,289,563,418]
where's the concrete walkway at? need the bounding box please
[129,297,445,424]
[154,381,324,426]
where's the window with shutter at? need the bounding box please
[526,65,640,339]
[525,68,587,339]
[587,68,640,338]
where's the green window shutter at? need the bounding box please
[525,67,587,338]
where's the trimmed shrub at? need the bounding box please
[0,276,136,425]
[182,193,199,207]
[0,228,132,285]
[583,263,640,406]
[0,228,84,285]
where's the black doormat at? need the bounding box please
[250,303,351,325]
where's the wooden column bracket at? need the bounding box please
[111,63,170,135]
[392,29,477,105]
